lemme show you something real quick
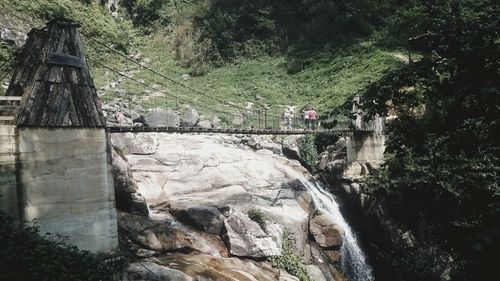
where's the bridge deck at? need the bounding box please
[106,126,371,135]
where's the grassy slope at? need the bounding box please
[101,36,403,122]
[0,0,405,123]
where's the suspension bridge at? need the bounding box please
[0,22,373,135]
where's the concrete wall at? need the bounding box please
[0,125,19,217]
[16,128,118,253]
[346,133,387,164]
[347,114,387,165]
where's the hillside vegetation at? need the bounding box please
[0,1,498,281]
[360,1,499,280]
[1,0,410,120]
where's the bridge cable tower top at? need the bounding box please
[5,20,105,127]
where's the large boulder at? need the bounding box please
[170,206,225,235]
[222,211,283,258]
[247,136,282,154]
[112,149,149,216]
[232,113,244,127]
[282,136,301,161]
[181,108,199,127]
[119,212,228,257]
[309,212,344,248]
[111,133,158,155]
[306,265,328,281]
[124,109,141,121]
[127,262,193,281]
[144,108,179,127]
[160,253,286,280]
[197,119,212,129]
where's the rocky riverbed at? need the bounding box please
[111,133,346,281]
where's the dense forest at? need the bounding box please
[0,0,498,280]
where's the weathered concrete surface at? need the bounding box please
[346,134,387,164]
[0,125,18,217]
[17,128,118,253]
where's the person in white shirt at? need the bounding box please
[303,108,310,129]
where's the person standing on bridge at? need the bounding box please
[303,107,310,129]
[309,108,318,130]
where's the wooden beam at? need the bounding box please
[0,105,19,110]
[47,52,83,68]
[0,96,22,101]
[0,116,15,121]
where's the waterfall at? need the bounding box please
[297,176,375,281]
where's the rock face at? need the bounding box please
[170,205,225,235]
[111,133,344,280]
[128,262,193,281]
[180,108,199,127]
[144,108,179,127]
[281,136,301,161]
[222,211,283,258]
[197,119,212,129]
[112,133,159,155]
[112,149,149,216]
[310,212,344,248]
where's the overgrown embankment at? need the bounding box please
[1,0,410,119]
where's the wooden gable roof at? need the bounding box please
[5,20,105,127]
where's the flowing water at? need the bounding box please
[297,176,375,281]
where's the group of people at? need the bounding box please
[283,106,319,130]
[303,107,318,130]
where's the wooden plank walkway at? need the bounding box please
[106,126,372,135]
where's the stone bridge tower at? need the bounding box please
[0,21,117,253]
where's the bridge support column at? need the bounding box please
[345,115,387,177]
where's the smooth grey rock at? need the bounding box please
[232,113,244,127]
[309,212,344,248]
[116,134,313,258]
[112,148,149,216]
[127,262,193,281]
[181,108,199,127]
[247,136,281,154]
[119,212,228,257]
[144,108,179,127]
[0,27,27,46]
[124,109,141,120]
[197,119,212,129]
[171,206,225,235]
[279,270,300,281]
[282,136,301,161]
[112,133,158,155]
[212,116,221,128]
[306,265,328,281]
[222,211,283,258]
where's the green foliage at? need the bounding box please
[298,134,319,173]
[314,131,340,154]
[269,230,312,281]
[361,1,500,279]
[0,214,123,281]
[122,0,202,31]
[247,207,268,233]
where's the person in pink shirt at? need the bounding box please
[308,108,318,130]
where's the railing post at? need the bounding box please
[128,97,131,122]
[264,110,267,129]
[258,110,261,130]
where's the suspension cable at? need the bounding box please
[89,57,243,118]
[89,37,252,113]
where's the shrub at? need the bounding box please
[314,131,340,154]
[247,207,268,233]
[269,230,312,281]
[297,134,319,173]
[0,214,124,281]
